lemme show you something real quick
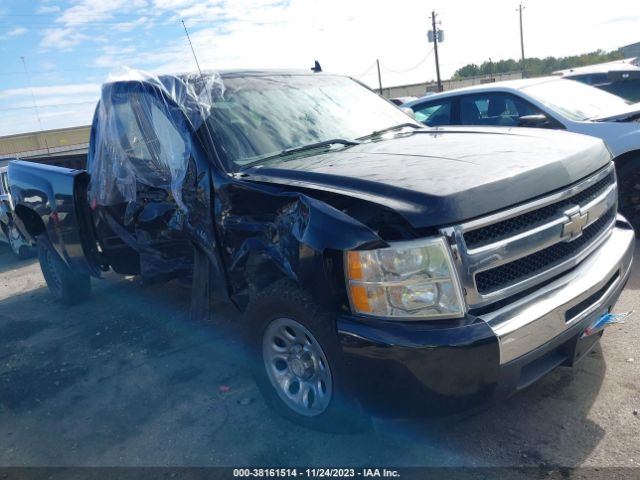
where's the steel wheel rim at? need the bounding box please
[262,317,333,417]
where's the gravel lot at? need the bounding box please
[0,242,639,469]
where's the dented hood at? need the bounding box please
[242,127,611,229]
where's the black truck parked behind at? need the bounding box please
[8,70,635,430]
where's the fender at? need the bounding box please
[216,176,386,311]
[8,160,101,277]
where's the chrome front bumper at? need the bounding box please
[480,216,635,365]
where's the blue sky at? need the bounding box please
[0,0,639,136]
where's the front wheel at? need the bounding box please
[38,236,91,305]
[245,279,368,432]
[617,158,640,235]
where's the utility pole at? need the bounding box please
[430,11,443,92]
[517,4,526,78]
[376,59,383,94]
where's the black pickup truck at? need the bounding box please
[8,70,635,430]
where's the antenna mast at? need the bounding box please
[182,20,203,75]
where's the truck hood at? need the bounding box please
[590,102,640,122]
[241,127,611,229]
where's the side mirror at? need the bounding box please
[518,114,551,128]
[401,107,416,120]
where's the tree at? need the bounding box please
[452,49,625,80]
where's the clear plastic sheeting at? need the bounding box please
[88,67,225,209]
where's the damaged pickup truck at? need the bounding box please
[8,69,635,430]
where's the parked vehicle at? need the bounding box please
[8,70,635,430]
[389,96,418,106]
[554,58,640,102]
[0,161,33,259]
[403,77,640,232]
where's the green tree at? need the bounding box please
[452,49,625,79]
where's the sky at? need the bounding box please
[0,0,638,136]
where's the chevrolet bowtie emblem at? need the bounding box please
[562,208,589,241]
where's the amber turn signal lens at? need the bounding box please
[349,284,372,313]
[346,251,363,280]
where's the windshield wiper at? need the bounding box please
[278,138,361,156]
[241,138,361,169]
[357,122,422,140]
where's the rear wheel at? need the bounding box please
[38,236,91,305]
[246,279,368,432]
[617,158,640,235]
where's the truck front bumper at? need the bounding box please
[337,217,635,417]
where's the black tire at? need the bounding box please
[6,226,33,260]
[617,158,640,236]
[16,245,34,261]
[38,236,91,305]
[245,279,368,432]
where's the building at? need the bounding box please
[379,71,523,100]
[0,125,90,161]
[622,42,640,59]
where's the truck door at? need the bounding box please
[90,83,220,284]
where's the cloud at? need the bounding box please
[57,0,146,26]
[36,5,61,14]
[7,27,28,37]
[114,17,152,32]
[0,104,96,136]
[0,0,638,137]
[0,83,101,100]
[40,28,91,50]
[0,81,100,135]
[0,26,28,40]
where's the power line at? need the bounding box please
[380,48,434,74]
[355,61,377,79]
[0,101,97,112]
[0,67,105,76]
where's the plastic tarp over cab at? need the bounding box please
[88,68,225,209]
[86,69,226,315]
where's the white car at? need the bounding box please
[553,58,640,102]
[403,77,640,231]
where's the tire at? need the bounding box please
[7,227,34,260]
[245,279,368,432]
[16,245,34,261]
[38,236,91,305]
[617,158,640,236]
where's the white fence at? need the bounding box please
[380,71,523,99]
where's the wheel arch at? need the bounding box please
[14,204,46,240]
[613,149,640,168]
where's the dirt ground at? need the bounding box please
[0,242,639,469]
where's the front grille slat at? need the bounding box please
[464,172,614,249]
[475,208,615,294]
[443,165,618,309]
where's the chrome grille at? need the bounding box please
[475,208,616,294]
[464,172,615,249]
[441,164,618,309]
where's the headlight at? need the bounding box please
[345,237,465,319]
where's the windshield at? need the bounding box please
[205,74,412,170]
[522,78,632,121]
